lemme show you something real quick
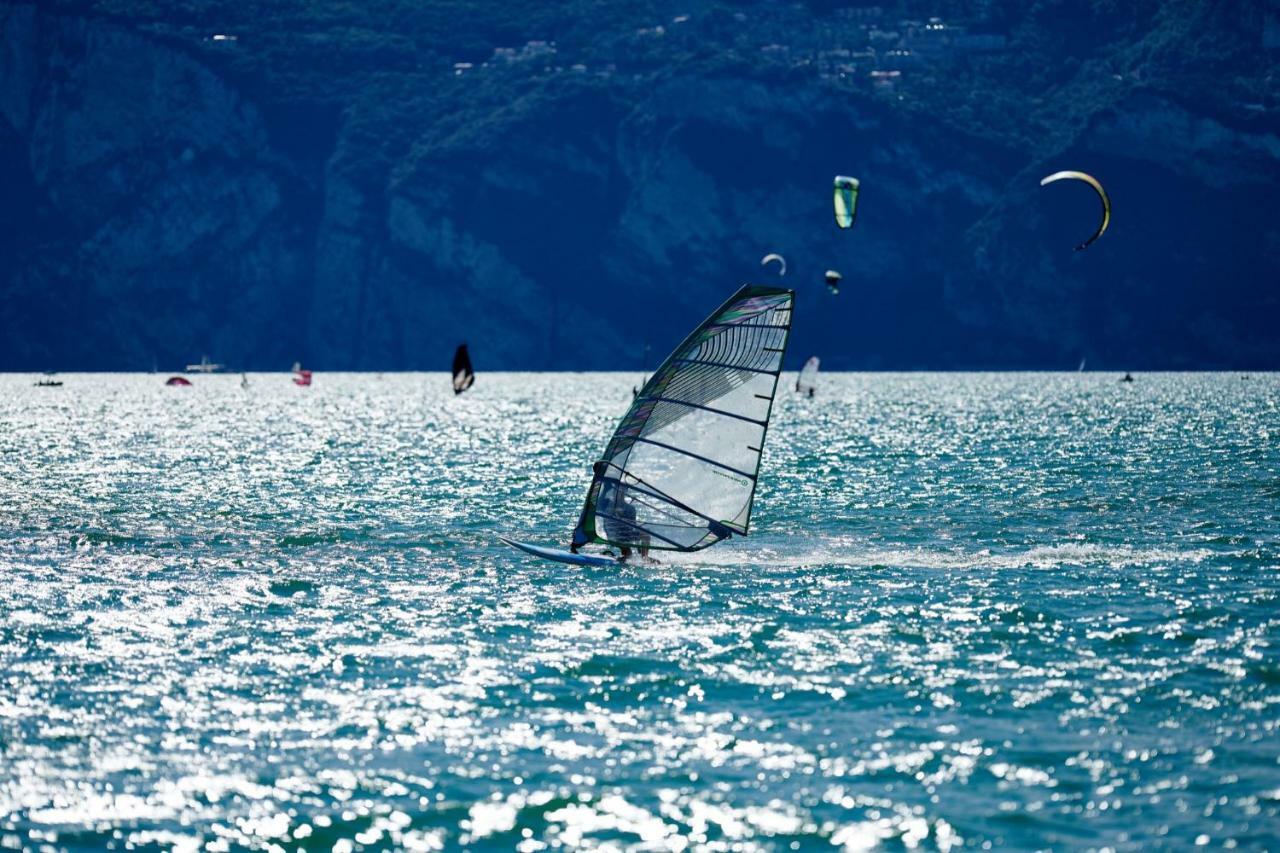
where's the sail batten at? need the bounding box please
[641,395,769,426]
[671,358,778,376]
[572,285,794,553]
[629,436,759,481]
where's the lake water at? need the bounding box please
[1,372,1277,850]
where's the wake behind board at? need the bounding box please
[501,538,619,567]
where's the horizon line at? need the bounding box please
[4,369,1275,376]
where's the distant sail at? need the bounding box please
[452,344,475,395]
[572,285,794,552]
[797,356,820,394]
[833,176,860,229]
[1039,170,1110,251]
[760,253,787,276]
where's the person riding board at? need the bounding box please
[607,488,650,561]
[570,462,650,560]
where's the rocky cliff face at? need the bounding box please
[0,5,317,369]
[1,2,1277,370]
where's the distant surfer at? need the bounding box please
[452,344,475,395]
[796,356,819,396]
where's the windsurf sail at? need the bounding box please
[571,284,794,552]
[796,356,819,394]
[452,344,475,395]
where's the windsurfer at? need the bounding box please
[569,462,649,560]
[610,494,650,562]
[570,461,608,554]
[604,481,650,560]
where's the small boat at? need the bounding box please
[507,284,795,564]
[452,345,475,395]
[292,362,312,386]
[185,356,224,373]
[1120,372,1135,383]
[33,380,63,387]
[166,376,192,386]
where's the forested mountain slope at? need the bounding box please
[1,0,1276,369]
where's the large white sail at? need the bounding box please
[572,285,794,552]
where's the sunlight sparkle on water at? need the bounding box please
[1,372,1278,849]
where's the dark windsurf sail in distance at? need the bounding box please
[571,284,794,553]
[452,344,475,395]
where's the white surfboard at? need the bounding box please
[501,538,620,567]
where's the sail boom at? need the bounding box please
[594,510,687,549]
[598,474,733,538]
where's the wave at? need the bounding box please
[677,540,1225,571]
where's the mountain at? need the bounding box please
[1,0,1277,370]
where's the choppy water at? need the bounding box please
[1,372,1278,851]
